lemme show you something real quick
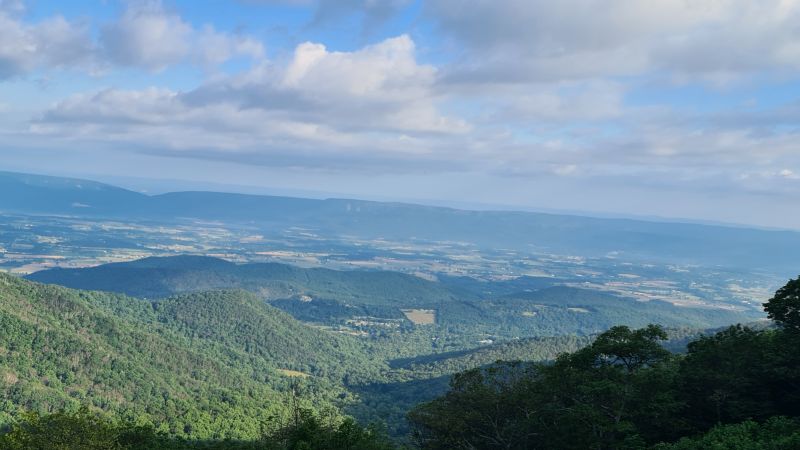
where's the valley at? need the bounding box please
[0,171,795,443]
[0,209,779,317]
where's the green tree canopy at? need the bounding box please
[765,276,800,331]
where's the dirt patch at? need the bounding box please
[3,371,18,384]
[401,309,436,325]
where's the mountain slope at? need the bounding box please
[0,273,383,439]
[0,171,148,216]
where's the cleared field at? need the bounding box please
[277,369,310,378]
[401,308,436,325]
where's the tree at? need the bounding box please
[408,325,678,449]
[0,409,123,450]
[535,325,674,449]
[764,276,800,331]
[652,416,800,450]
[678,325,777,431]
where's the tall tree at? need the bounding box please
[764,276,800,331]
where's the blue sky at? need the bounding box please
[1,0,800,229]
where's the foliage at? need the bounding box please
[0,273,373,440]
[652,417,800,450]
[0,409,124,450]
[263,408,397,450]
[409,325,678,449]
[764,275,800,331]
[0,408,398,450]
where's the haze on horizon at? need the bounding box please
[1,0,799,229]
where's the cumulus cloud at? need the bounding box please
[101,2,264,71]
[31,35,469,171]
[0,10,94,79]
[100,2,192,71]
[28,24,800,187]
[427,0,800,83]
[185,34,466,134]
[0,0,263,78]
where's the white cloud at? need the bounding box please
[187,35,466,134]
[428,0,800,83]
[3,0,800,228]
[101,2,264,71]
[282,36,429,99]
[0,11,94,79]
[100,2,193,71]
[0,0,264,78]
[195,25,264,67]
[31,35,470,171]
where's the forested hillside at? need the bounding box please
[27,255,459,305]
[28,256,754,342]
[0,273,383,439]
[0,273,603,443]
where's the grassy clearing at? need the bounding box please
[277,369,310,378]
[401,309,436,325]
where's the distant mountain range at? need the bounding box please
[3,170,800,272]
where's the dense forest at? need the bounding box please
[407,276,800,449]
[2,272,799,448]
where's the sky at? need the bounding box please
[1,0,800,229]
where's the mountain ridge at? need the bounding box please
[3,170,799,272]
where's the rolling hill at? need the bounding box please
[28,256,757,340]
[26,255,460,305]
